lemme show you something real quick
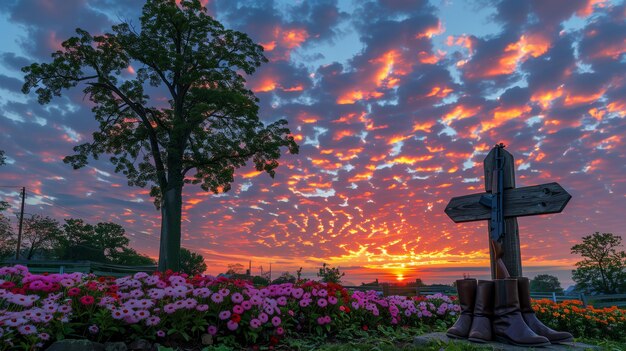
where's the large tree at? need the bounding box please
[57,219,132,262]
[21,215,62,260]
[571,232,626,294]
[22,0,298,271]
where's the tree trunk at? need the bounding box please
[157,183,183,272]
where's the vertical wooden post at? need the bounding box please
[484,147,522,278]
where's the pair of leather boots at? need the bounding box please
[446,277,573,347]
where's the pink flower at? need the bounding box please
[211,293,224,303]
[276,327,284,335]
[207,325,218,336]
[317,298,328,308]
[156,330,165,337]
[196,304,209,312]
[219,288,230,297]
[163,304,177,314]
[68,287,81,296]
[226,320,238,331]
[88,325,99,334]
[145,316,160,326]
[271,316,281,327]
[233,305,244,314]
[231,292,244,303]
[250,319,261,329]
[241,301,252,310]
[328,296,338,305]
[39,332,50,341]
[80,295,95,305]
[17,324,37,335]
[219,310,231,320]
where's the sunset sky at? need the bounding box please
[0,0,625,286]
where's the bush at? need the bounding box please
[532,299,626,341]
[0,265,460,350]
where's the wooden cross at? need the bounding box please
[444,145,572,278]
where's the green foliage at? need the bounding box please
[21,0,298,271]
[110,247,156,266]
[179,247,206,275]
[56,219,131,262]
[530,274,564,294]
[272,271,296,284]
[317,263,345,284]
[21,214,63,259]
[571,232,626,294]
[251,275,269,286]
[0,213,14,259]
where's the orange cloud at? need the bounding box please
[481,105,532,130]
[470,34,551,78]
[442,105,480,124]
[564,89,606,107]
[531,86,564,109]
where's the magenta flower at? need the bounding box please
[317,298,328,308]
[156,330,166,337]
[276,327,285,335]
[211,293,224,303]
[79,295,95,305]
[207,325,218,336]
[233,305,244,314]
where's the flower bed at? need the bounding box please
[0,265,459,350]
[532,298,626,341]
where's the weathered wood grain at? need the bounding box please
[484,147,515,191]
[445,182,571,223]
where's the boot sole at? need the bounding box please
[550,337,575,344]
[468,337,489,343]
[494,335,551,347]
[446,332,467,339]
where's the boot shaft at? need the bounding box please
[516,277,532,313]
[473,280,494,316]
[455,279,477,313]
[494,278,520,316]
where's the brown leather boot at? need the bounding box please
[493,279,550,346]
[468,280,494,343]
[517,277,574,343]
[446,279,477,339]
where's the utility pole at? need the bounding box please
[15,187,25,260]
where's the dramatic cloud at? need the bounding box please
[0,0,624,285]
